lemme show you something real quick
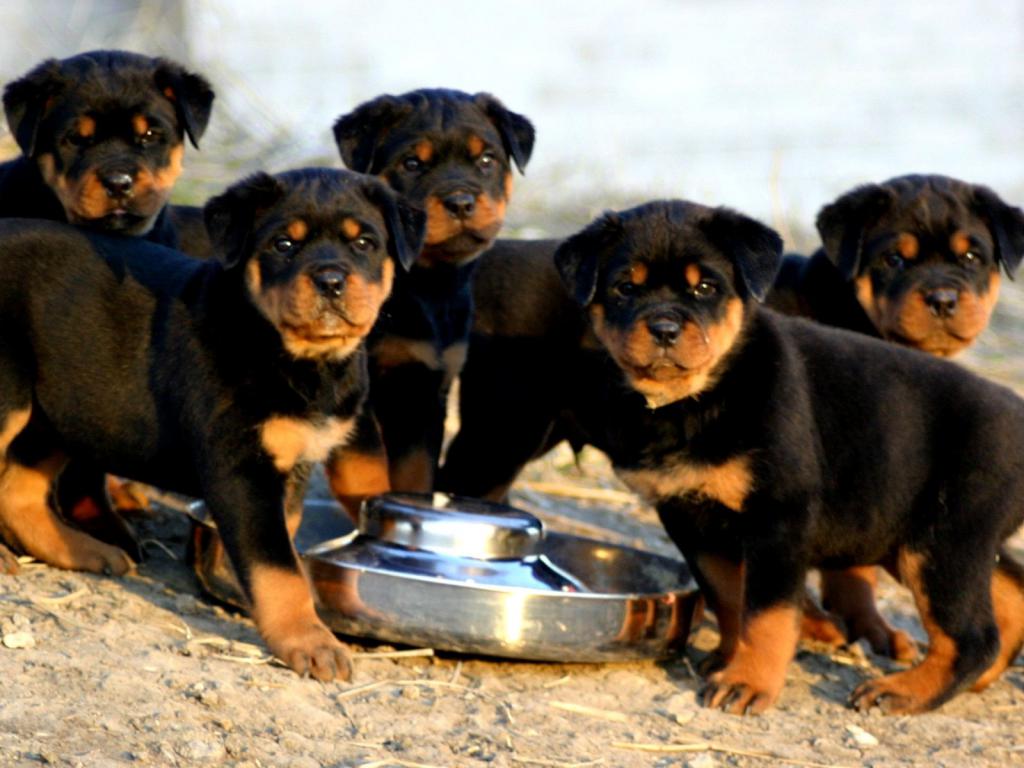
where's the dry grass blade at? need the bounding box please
[337,678,476,702]
[517,481,637,505]
[550,701,629,723]
[543,675,571,689]
[211,652,273,665]
[353,648,434,660]
[511,756,604,767]
[612,740,857,768]
[35,587,89,606]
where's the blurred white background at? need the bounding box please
[0,0,1021,245]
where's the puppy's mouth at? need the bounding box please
[66,203,161,234]
[279,316,370,361]
[420,227,499,266]
[888,328,975,358]
[627,355,696,382]
[93,210,149,231]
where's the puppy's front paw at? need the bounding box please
[267,621,353,682]
[700,668,780,715]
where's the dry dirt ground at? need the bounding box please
[4,296,1024,768]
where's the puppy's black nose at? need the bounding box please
[924,288,959,318]
[312,266,348,298]
[647,317,682,346]
[100,171,134,198]
[442,192,476,220]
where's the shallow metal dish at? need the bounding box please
[189,492,701,662]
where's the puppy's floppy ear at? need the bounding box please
[3,59,65,157]
[816,184,892,280]
[971,184,1024,280]
[701,208,783,302]
[203,172,286,269]
[554,212,623,306]
[364,181,426,271]
[475,93,535,174]
[333,95,414,173]
[154,61,215,149]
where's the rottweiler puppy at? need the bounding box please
[768,174,1024,660]
[770,174,1024,356]
[1,49,215,254]
[0,49,217,554]
[331,88,534,494]
[546,200,1024,715]
[0,168,424,678]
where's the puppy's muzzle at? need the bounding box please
[311,264,349,299]
[646,314,683,347]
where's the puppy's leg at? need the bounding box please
[326,410,390,520]
[820,566,917,661]
[850,548,999,713]
[439,333,565,502]
[692,553,744,674]
[0,406,132,575]
[203,459,351,682]
[698,551,803,715]
[371,363,445,493]
[970,549,1024,692]
[54,459,142,561]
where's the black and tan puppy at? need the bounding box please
[768,174,1024,658]
[331,88,534,494]
[1,49,215,253]
[0,50,217,554]
[0,168,423,678]
[770,174,1024,356]
[549,200,1024,715]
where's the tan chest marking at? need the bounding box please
[617,455,753,513]
[260,417,355,473]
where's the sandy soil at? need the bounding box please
[2,437,1023,768]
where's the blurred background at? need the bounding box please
[0,0,1023,381]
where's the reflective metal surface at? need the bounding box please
[189,493,701,662]
[359,493,543,560]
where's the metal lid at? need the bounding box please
[359,492,543,560]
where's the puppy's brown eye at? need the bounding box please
[138,128,161,146]
[962,250,979,264]
[273,237,294,253]
[692,280,718,298]
[615,282,640,297]
[477,151,496,172]
[884,251,904,269]
[402,156,423,172]
[352,236,376,252]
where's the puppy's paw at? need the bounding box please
[51,532,135,576]
[849,672,936,715]
[268,622,353,682]
[700,668,780,716]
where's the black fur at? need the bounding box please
[0,168,423,680]
[768,174,1024,357]
[0,50,214,251]
[331,88,534,492]
[545,200,1024,715]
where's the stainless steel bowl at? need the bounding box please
[189,493,701,662]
